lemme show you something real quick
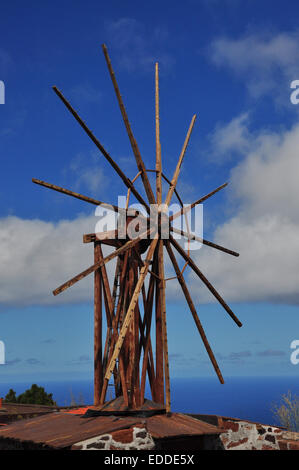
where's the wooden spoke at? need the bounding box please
[53,228,152,296]
[169,182,228,222]
[171,227,239,257]
[165,241,224,384]
[52,86,150,213]
[155,63,162,206]
[102,44,156,205]
[164,115,196,207]
[32,178,121,213]
[170,235,242,327]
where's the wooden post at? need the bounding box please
[94,241,103,406]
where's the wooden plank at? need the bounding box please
[104,235,159,381]
[169,235,242,327]
[32,178,120,212]
[170,227,239,257]
[52,86,150,213]
[155,63,162,206]
[53,228,152,296]
[154,248,164,405]
[102,44,156,205]
[169,182,228,222]
[98,246,130,403]
[140,270,156,403]
[164,115,196,207]
[165,240,224,384]
[94,242,103,406]
[157,240,171,412]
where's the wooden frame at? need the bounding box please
[33,44,241,411]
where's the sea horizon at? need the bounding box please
[0,375,297,427]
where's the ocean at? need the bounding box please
[0,376,298,426]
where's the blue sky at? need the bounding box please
[0,0,299,389]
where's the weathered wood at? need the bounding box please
[157,240,171,412]
[169,235,242,327]
[164,115,196,207]
[170,182,228,222]
[94,242,103,406]
[104,235,159,381]
[146,169,184,207]
[170,227,239,257]
[165,240,224,384]
[52,86,150,213]
[140,269,156,402]
[140,268,155,404]
[155,63,162,206]
[154,249,164,405]
[102,44,156,205]
[98,245,132,402]
[53,228,152,296]
[32,178,120,213]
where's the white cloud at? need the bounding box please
[186,118,299,305]
[0,214,116,307]
[104,18,175,74]
[4,117,299,308]
[208,113,251,162]
[209,31,299,98]
[67,152,109,194]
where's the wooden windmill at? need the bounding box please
[33,45,242,414]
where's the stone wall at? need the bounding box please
[71,424,155,450]
[204,418,299,450]
[72,417,299,451]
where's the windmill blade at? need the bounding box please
[170,182,228,222]
[102,44,156,205]
[53,228,152,296]
[52,86,150,214]
[171,227,239,257]
[32,178,125,214]
[104,235,159,382]
[169,235,242,327]
[165,240,224,384]
[155,63,162,206]
[164,114,196,207]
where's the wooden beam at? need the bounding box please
[157,240,171,412]
[140,269,156,403]
[52,86,151,213]
[170,227,239,257]
[170,182,228,222]
[164,115,196,207]
[94,242,103,406]
[155,63,162,206]
[169,235,242,327]
[102,44,156,205]
[32,178,120,213]
[53,228,152,296]
[104,235,159,381]
[165,240,224,384]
